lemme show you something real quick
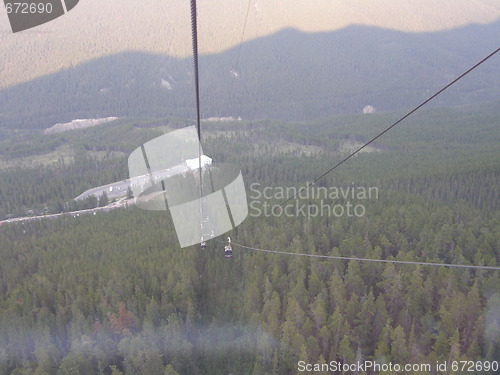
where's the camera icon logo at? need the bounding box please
[128,126,248,248]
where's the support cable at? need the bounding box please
[231,242,500,271]
[281,48,500,206]
[190,0,204,240]
[227,0,253,112]
[234,0,253,74]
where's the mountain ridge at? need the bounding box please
[1,22,499,128]
[1,0,499,88]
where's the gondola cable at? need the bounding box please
[226,48,500,269]
[190,0,202,142]
[190,0,205,246]
[235,0,253,74]
[227,0,253,112]
[197,5,498,266]
[281,47,500,207]
[231,241,500,271]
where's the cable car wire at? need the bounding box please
[227,0,253,109]
[200,6,498,265]
[228,48,500,269]
[281,47,500,207]
[231,241,500,271]
[234,0,253,73]
[190,0,205,242]
[190,0,202,142]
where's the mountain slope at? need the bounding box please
[1,22,499,128]
[0,0,499,88]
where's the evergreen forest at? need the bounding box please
[0,101,499,374]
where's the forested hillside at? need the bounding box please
[1,103,499,218]
[1,22,500,129]
[0,199,498,374]
[0,102,499,373]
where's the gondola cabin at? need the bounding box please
[224,237,232,258]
